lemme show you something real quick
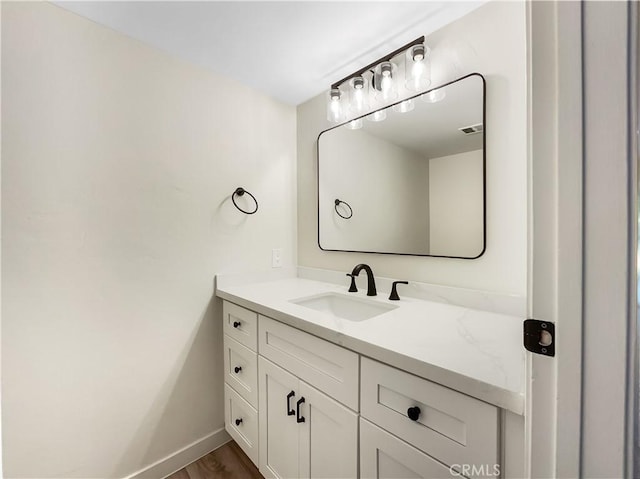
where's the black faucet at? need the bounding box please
[349,264,377,296]
[389,281,409,301]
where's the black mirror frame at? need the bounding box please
[316,72,486,260]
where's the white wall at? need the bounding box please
[319,127,429,253]
[1,3,296,478]
[428,149,483,257]
[297,1,527,295]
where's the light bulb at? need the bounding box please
[366,109,387,122]
[329,100,341,122]
[381,75,392,99]
[345,118,363,130]
[354,88,363,105]
[392,99,415,113]
[422,88,446,103]
[409,61,426,90]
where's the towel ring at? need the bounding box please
[232,187,259,215]
[334,199,353,219]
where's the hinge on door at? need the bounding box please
[523,319,555,357]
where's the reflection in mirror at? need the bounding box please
[317,73,485,258]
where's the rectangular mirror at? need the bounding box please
[317,73,485,258]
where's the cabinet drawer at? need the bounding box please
[223,301,258,351]
[259,315,359,411]
[224,335,258,408]
[361,357,499,468]
[360,418,457,479]
[224,384,259,466]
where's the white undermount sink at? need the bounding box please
[290,292,398,322]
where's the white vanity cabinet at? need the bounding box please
[258,356,358,479]
[221,299,523,479]
[258,315,359,479]
[360,418,457,479]
[222,302,259,464]
[222,301,359,478]
[258,315,359,410]
[360,357,499,478]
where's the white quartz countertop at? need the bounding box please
[216,276,525,415]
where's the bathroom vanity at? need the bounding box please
[216,271,525,478]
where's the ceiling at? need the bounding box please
[363,74,484,159]
[54,1,485,106]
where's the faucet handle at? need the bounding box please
[389,281,409,301]
[346,274,358,293]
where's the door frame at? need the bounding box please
[527,1,637,477]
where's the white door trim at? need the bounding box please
[528,2,637,477]
[527,2,583,477]
[581,2,635,477]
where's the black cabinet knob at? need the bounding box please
[235,418,242,426]
[234,366,242,374]
[233,321,241,328]
[407,406,421,421]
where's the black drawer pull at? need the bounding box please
[235,418,242,426]
[296,397,306,423]
[407,406,421,421]
[233,321,241,328]
[286,391,295,416]
[234,366,242,374]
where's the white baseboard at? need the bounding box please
[123,427,231,479]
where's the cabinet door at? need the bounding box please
[298,381,358,479]
[360,418,456,479]
[259,356,300,479]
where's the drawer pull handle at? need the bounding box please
[296,397,306,423]
[235,418,242,426]
[234,366,242,374]
[407,406,421,421]
[286,391,295,416]
[233,321,241,328]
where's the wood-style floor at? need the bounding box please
[166,441,263,479]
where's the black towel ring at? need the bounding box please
[334,199,353,219]
[232,187,259,215]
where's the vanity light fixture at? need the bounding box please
[422,87,446,103]
[326,36,430,124]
